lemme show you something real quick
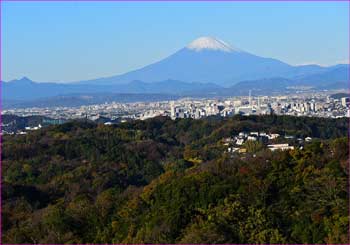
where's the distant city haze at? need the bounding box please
[3,1,349,82]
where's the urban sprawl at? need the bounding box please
[3,92,350,123]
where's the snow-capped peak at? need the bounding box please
[186,36,238,52]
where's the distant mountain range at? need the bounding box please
[2,36,349,108]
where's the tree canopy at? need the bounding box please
[2,115,349,243]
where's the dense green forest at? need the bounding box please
[2,115,349,243]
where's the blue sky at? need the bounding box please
[2,1,349,82]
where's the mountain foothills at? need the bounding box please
[2,115,349,243]
[3,37,349,106]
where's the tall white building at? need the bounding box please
[341,97,349,107]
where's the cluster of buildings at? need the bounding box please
[2,91,349,127]
[168,92,350,119]
[169,95,272,120]
[224,131,312,154]
[270,96,350,118]
[3,101,171,122]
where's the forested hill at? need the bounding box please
[2,115,349,243]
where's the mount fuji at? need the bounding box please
[79,36,331,86]
[3,36,349,107]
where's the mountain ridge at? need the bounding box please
[3,64,349,108]
[3,36,349,105]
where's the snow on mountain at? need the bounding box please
[186,36,240,52]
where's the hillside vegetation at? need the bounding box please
[2,115,349,243]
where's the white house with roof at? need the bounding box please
[268,144,294,151]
